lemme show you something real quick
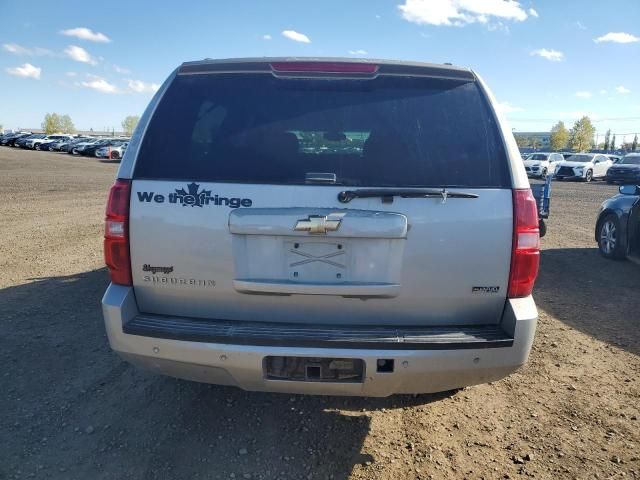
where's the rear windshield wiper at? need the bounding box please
[337,188,479,204]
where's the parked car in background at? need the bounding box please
[555,153,612,182]
[596,184,640,261]
[38,139,63,151]
[79,138,118,157]
[57,137,92,152]
[96,141,128,159]
[32,134,74,150]
[71,138,103,155]
[17,134,46,149]
[606,153,640,184]
[523,152,563,178]
[607,155,622,164]
[1,132,31,147]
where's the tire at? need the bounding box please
[539,219,547,238]
[597,214,625,259]
[584,169,593,182]
[35,144,41,151]
[540,168,548,179]
[111,151,120,159]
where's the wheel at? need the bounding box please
[539,219,547,238]
[111,151,120,159]
[597,214,625,259]
[584,169,593,182]
[35,144,41,151]
[541,168,547,179]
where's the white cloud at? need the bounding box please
[398,0,530,27]
[375,14,381,19]
[599,89,607,94]
[60,27,111,43]
[281,30,311,43]
[616,86,631,94]
[2,43,53,56]
[575,21,586,30]
[64,45,97,65]
[528,8,538,18]
[113,64,131,74]
[575,91,592,98]
[530,48,564,62]
[126,79,160,93]
[594,32,639,44]
[348,49,368,55]
[262,34,272,40]
[5,63,41,79]
[66,71,77,77]
[496,101,523,114]
[78,75,119,93]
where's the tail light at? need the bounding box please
[104,179,132,285]
[508,189,540,298]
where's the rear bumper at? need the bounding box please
[102,284,538,396]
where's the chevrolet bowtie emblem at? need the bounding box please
[294,213,345,234]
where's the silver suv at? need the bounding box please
[102,58,540,397]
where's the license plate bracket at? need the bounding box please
[285,240,348,283]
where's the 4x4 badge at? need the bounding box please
[294,213,345,234]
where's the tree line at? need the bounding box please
[515,116,638,152]
[40,114,140,136]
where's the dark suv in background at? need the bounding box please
[606,153,640,185]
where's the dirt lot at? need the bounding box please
[1,148,639,480]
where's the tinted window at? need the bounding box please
[135,74,509,188]
[530,154,549,160]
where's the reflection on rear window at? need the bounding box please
[135,74,509,187]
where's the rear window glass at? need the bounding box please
[529,154,548,160]
[134,74,509,187]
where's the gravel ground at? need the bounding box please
[1,148,639,480]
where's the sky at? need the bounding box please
[1,0,639,142]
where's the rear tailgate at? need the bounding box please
[128,61,513,327]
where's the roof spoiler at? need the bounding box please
[178,58,476,82]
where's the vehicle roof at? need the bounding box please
[178,57,476,81]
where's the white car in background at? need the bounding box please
[523,152,564,178]
[28,134,74,150]
[555,153,613,182]
[96,142,128,159]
